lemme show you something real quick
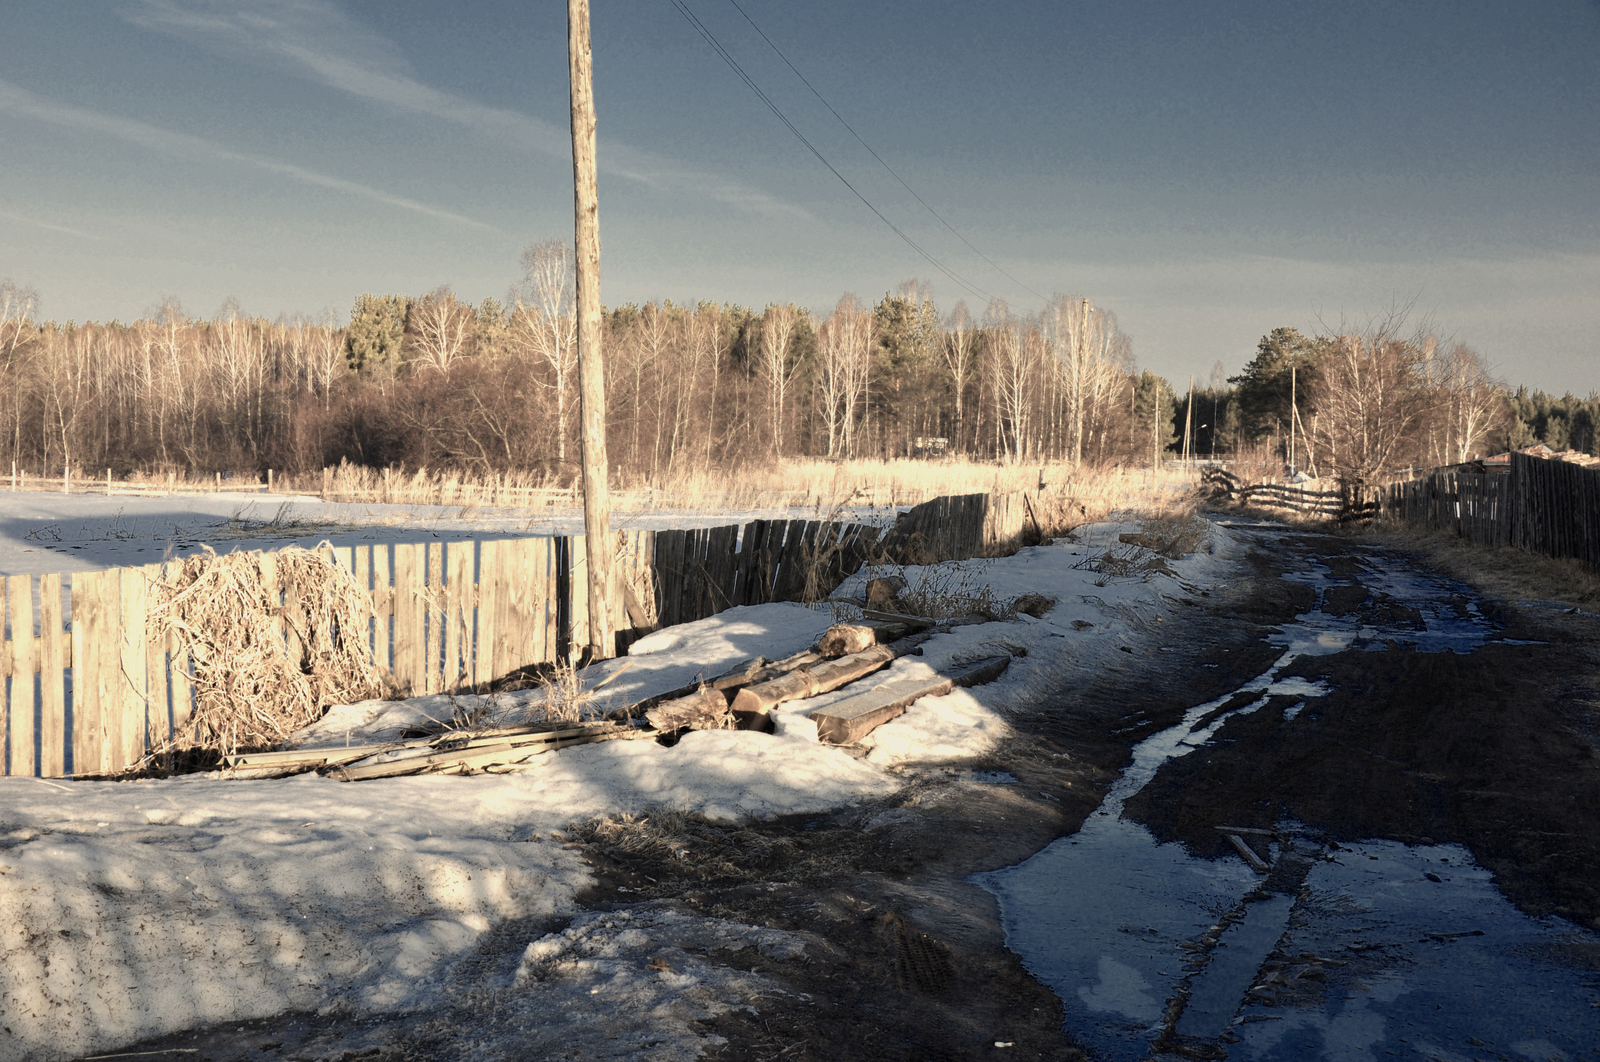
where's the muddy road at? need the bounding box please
[77,521,1600,1061]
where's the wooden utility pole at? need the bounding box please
[1183,374,1194,463]
[1288,364,1297,473]
[568,0,614,660]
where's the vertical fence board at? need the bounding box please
[392,544,423,695]
[8,575,36,776]
[569,534,589,661]
[444,541,471,690]
[69,572,102,775]
[39,573,65,777]
[145,566,170,751]
[424,542,443,694]
[476,540,501,686]
[374,545,394,676]
[117,567,149,770]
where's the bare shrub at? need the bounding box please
[150,545,383,761]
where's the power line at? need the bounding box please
[667,0,993,304]
[724,0,1048,306]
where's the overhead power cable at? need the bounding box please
[724,0,1048,305]
[667,0,993,304]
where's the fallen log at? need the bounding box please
[645,685,733,733]
[818,619,924,658]
[728,644,897,722]
[810,655,1012,745]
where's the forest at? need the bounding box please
[0,254,1589,488]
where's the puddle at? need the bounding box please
[977,540,1600,1059]
[969,770,1018,785]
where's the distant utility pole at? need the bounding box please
[568,0,613,659]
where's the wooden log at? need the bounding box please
[645,685,732,732]
[728,643,896,718]
[817,620,923,658]
[810,655,1011,745]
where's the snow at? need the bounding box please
[0,511,1244,1062]
[0,488,891,579]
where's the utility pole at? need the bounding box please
[1183,374,1194,463]
[1288,364,1297,474]
[568,0,613,660]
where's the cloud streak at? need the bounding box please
[0,208,95,239]
[121,0,810,220]
[0,80,498,232]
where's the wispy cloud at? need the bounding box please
[0,208,95,239]
[121,0,811,220]
[0,79,498,231]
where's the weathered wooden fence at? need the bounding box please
[879,490,1044,562]
[1370,453,1600,567]
[1,518,884,778]
[1201,468,1343,516]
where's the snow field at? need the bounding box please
[0,517,1243,1062]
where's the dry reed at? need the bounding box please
[150,545,383,759]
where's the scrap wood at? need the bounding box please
[728,644,898,720]
[810,655,1012,745]
[329,725,653,781]
[1217,830,1272,873]
[645,686,734,733]
[861,609,938,628]
[818,619,926,658]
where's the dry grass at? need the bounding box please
[440,659,629,734]
[149,545,383,761]
[1345,520,1600,609]
[893,560,1016,622]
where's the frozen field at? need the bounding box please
[0,488,897,579]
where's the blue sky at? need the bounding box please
[2,0,1597,392]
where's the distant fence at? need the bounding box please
[1201,468,1342,517]
[1368,453,1600,569]
[0,488,1064,779]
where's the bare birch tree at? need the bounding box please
[513,239,578,464]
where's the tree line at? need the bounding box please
[0,266,1583,487]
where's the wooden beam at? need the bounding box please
[810,655,1011,745]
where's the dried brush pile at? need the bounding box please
[151,545,383,759]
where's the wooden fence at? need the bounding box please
[1201,468,1343,517]
[879,490,1044,563]
[1,518,883,778]
[1370,452,1600,567]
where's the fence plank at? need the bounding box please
[145,565,170,751]
[444,541,470,690]
[476,540,502,686]
[569,534,588,661]
[116,567,149,771]
[424,542,443,694]
[70,571,106,775]
[39,573,65,777]
[392,543,424,695]
[8,574,36,776]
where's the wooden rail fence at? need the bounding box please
[1202,468,1343,516]
[1,518,884,778]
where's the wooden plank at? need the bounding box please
[531,536,554,667]
[116,567,149,770]
[68,571,104,775]
[810,655,1011,745]
[706,525,738,614]
[445,541,472,690]
[145,565,170,751]
[353,544,374,667]
[569,533,589,662]
[654,529,684,628]
[497,537,531,676]
[392,543,424,696]
[427,542,445,694]
[8,575,35,776]
[373,544,393,674]
[475,540,500,687]
[38,573,65,777]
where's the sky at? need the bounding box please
[1,0,1597,393]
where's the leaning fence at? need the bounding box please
[1201,468,1342,516]
[1366,452,1600,568]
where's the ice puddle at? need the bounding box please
[978,545,1600,1060]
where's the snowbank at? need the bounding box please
[0,518,1246,1062]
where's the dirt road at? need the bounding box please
[76,520,1600,1061]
